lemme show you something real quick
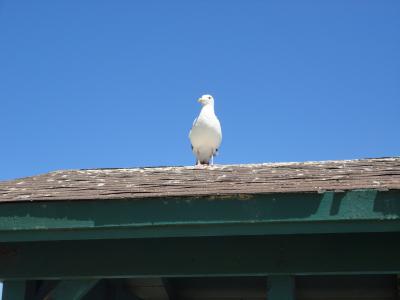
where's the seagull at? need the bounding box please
[189,94,222,165]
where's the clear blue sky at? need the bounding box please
[1,1,399,181]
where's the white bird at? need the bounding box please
[189,94,222,165]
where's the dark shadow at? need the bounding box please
[329,193,345,216]
[374,190,400,217]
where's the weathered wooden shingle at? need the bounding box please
[0,157,399,202]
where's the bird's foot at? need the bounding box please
[194,164,208,169]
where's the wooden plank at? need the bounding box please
[267,276,294,300]
[0,190,398,242]
[0,233,399,279]
[48,279,98,300]
[172,277,266,298]
[2,281,26,300]
[126,278,170,299]
[0,158,399,202]
[296,275,397,299]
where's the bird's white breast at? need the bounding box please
[190,107,222,150]
[189,106,222,166]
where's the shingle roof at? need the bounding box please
[1,157,399,202]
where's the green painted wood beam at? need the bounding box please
[2,281,26,300]
[267,276,294,300]
[0,233,399,280]
[0,190,398,242]
[48,279,98,300]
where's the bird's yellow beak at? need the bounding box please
[198,97,204,103]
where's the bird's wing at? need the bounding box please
[188,117,198,148]
[192,117,198,128]
[215,117,222,143]
[188,117,198,138]
[214,117,222,155]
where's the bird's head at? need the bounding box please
[198,94,214,106]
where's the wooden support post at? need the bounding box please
[267,276,295,300]
[2,281,26,300]
[49,279,98,300]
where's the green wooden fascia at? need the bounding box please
[0,190,398,242]
[0,232,399,280]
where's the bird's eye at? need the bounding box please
[208,96,211,99]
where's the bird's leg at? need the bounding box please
[210,155,214,166]
[194,150,200,166]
